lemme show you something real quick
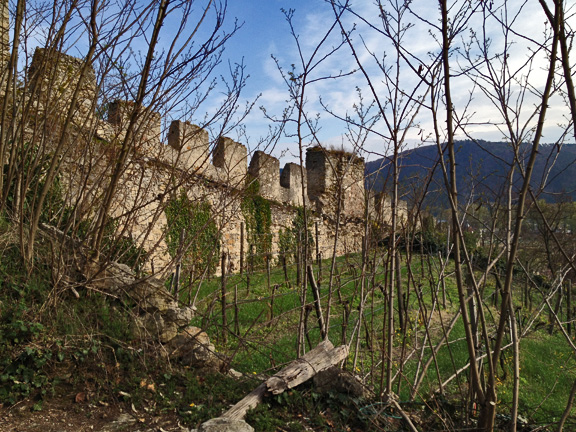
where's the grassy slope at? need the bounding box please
[0,216,575,430]
[191,252,576,428]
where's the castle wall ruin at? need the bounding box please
[18,45,367,276]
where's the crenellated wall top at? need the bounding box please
[26,47,366,216]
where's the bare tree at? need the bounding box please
[0,0,245,273]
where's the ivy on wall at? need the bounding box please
[165,190,220,276]
[242,180,272,268]
[278,227,294,263]
[278,207,314,264]
[3,143,55,220]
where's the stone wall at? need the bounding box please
[108,100,162,147]
[22,43,368,276]
[370,192,409,228]
[280,163,307,207]
[306,147,365,221]
[28,48,97,126]
[167,120,210,171]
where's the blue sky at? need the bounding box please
[208,0,575,166]
[38,0,564,166]
[212,0,407,163]
[214,0,343,163]
[22,0,571,165]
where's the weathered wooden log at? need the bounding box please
[221,340,349,421]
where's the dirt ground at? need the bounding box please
[0,397,188,432]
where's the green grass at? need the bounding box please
[1,207,574,430]
[498,332,576,424]
[182,249,575,428]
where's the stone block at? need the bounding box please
[198,418,254,432]
[133,312,178,343]
[167,326,222,369]
[248,150,280,200]
[213,136,247,187]
[313,366,369,397]
[164,305,195,327]
[306,147,329,201]
[280,162,307,206]
[28,48,97,122]
[108,99,161,153]
[167,120,210,171]
[306,146,365,219]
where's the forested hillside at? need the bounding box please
[366,141,576,205]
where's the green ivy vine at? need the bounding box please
[278,207,314,264]
[165,190,220,277]
[242,179,272,268]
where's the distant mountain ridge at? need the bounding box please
[365,140,576,205]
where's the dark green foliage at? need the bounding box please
[293,207,314,250]
[0,258,135,408]
[0,292,51,406]
[0,219,138,408]
[0,310,45,346]
[418,214,447,254]
[113,369,253,428]
[278,227,295,263]
[246,385,369,431]
[2,141,65,226]
[39,177,66,225]
[3,142,45,216]
[64,215,148,271]
[278,207,314,264]
[174,372,253,427]
[2,142,147,271]
[165,190,220,276]
[104,228,149,272]
[53,294,134,344]
[0,345,52,407]
[69,213,148,271]
[242,180,272,268]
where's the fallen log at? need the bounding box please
[222,340,349,421]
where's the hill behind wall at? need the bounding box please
[365,140,576,209]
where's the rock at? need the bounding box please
[165,305,195,327]
[177,326,211,345]
[96,119,115,141]
[87,261,138,292]
[92,264,178,315]
[100,413,137,432]
[159,322,179,343]
[129,280,195,344]
[198,417,254,432]
[167,326,222,369]
[131,278,178,312]
[313,366,369,398]
[227,368,244,379]
[96,264,196,345]
[133,313,178,343]
[41,224,200,356]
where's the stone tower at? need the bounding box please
[28,48,97,122]
[306,147,365,220]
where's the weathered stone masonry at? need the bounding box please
[15,37,367,275]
